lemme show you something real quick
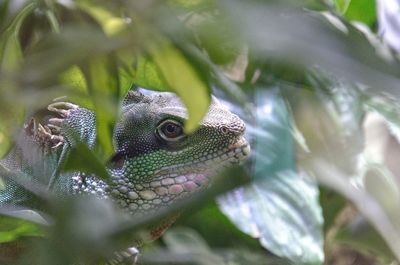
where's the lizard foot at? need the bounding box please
[24,118,64,150]
[47,102,79,133]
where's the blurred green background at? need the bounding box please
[2,0,400,264]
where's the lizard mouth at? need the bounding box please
[226,137,251,163]
[153,136,250,177]
[151,137,250,186]
[148,138,250,203]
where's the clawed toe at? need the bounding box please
[24,121,63,150]
[48,102,78,118]
[48,118,64,127]
[47,123,62,134]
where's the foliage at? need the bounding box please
[1,0,400,264]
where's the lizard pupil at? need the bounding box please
[162,123,182,138]
[166,124,177,133]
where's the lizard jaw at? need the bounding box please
[226,137,250,162]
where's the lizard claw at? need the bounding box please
[47,123,62,134]
[48,118,64,127]
[24,118,37,137]
[47,101,79,132]
[26,121,65,150]
[24,100,79,150]
[38,123,50,135]
[48,102,79,118]
[42,100,81,149]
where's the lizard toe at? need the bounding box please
[48,101,79,118]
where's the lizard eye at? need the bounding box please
[157,119,184,141]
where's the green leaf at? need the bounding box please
[163,227,212,254]
[63,141,111,182]
[218,88,324,264]
[334,214,396,263]
[334,0,351,14]
[59,66,94,108]
[344,0,376,26]
[0,2,35,71]
[159,227,270,265]
[76,1,126,36]
[0,213,43,243]
[150,42,210,133]
[134,56,167,91]
[193,18,242,65]
[81,56,120,159]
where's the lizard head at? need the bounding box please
[108,89,250,214]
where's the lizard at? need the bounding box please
[0,88,250,263]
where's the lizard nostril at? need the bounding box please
[220,123,246,136]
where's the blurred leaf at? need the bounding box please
[169,0,214,9]
[76,1,126,36]
[0,208,49,226]
[81,56,120,159]
[333,213,396,263]
[63,141,111,182]
[148,227,271,265]
[290,76,364,176]
[293,84,400,261]
[163,227,212,254]
[219,88,324,264]
[363,165,400,225]
[344,0,376,26]
[193,17,242,65]
[365,96,400,140]
[334,0,351,14]
[20,27,126,87]
[0,126,10,159]
[58,66,93,108]
[219,172,324,265]
[376,0,400,51]
[178,201,262,250]
[150,42,210,133]
[0,25,22,72]
[134,56,167,91]
[0,2,35,71]
[0,214,43,243]
[319,188,347,232]
[220,1,400,99]
[20,197,128,265]
[44,9,60,33]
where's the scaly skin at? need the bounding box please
[55,89,250,216]
[0,88,250,262]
